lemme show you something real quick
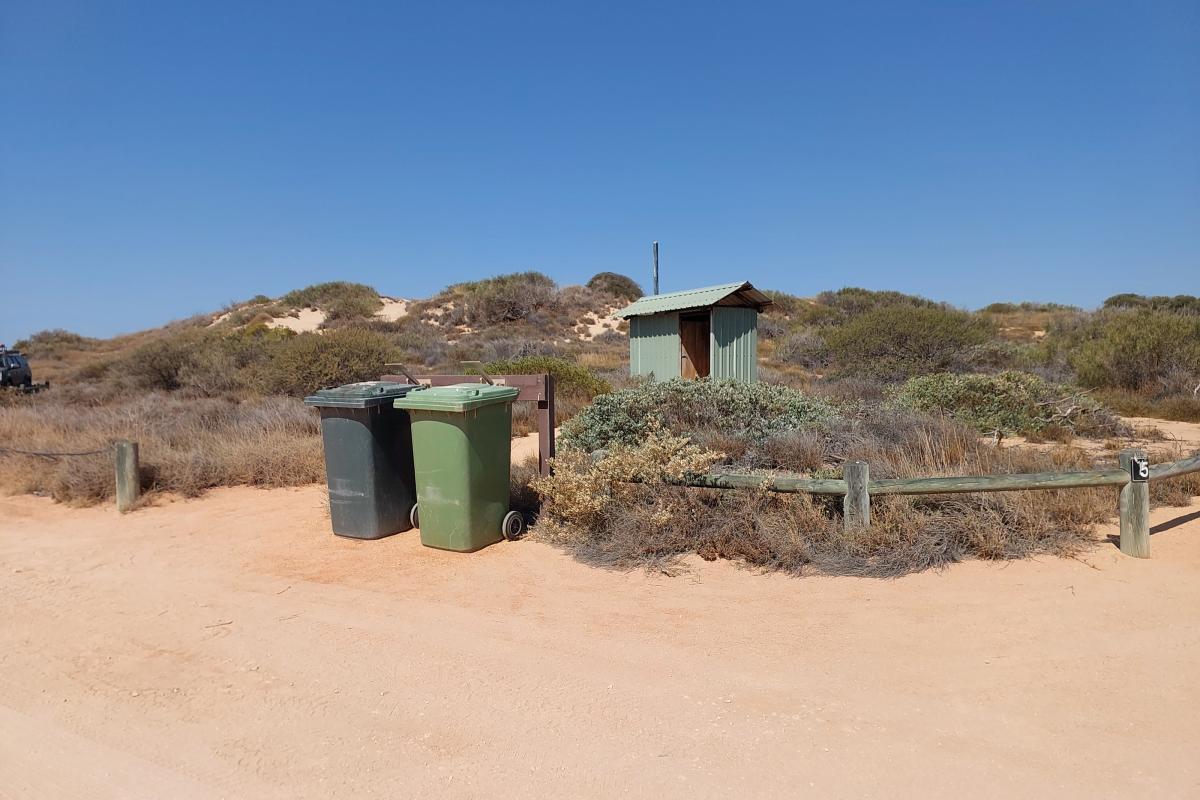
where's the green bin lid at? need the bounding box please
[303,381,423,409]
[393,382,520,413]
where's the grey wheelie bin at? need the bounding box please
[304,381,423,539]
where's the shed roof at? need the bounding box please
[613,282,772,318]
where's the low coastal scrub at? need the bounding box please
[116,326,401,398]
[536,378,1197,577]
[823,306,994,379]
[484,356,611,400]
[585,272,642,301]
[256,328,401,397]
[278,281,382,321]
[484,355,612,434]
[535,418,1117,578]
[442,272,560,326]
[559,378,839,453]
[893,371,1126,438]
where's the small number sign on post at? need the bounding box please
[1128,455,1149,483]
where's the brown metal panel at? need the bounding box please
[381,372,555,475]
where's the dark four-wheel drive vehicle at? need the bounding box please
[0,348,33,388]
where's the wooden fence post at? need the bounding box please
[843,460,870,530]
[115,440,139,513]
[1118,449,1150,558]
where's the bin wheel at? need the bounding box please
[409,504,419,530]
[501,511,525,541]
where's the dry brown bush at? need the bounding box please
[532,410,1185,578]
[0,394,323,505]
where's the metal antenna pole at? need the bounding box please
[652,241,659,295]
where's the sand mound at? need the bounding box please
[265,307,327,334]
[257,297,409,334]
[376,297,409,322]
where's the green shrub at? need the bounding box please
[775,329,831,368]
[386,316,447,366]
[962,340,1034,371]
[123,330,219,392]
[757,316,787,339]
[893,371,1122,436]
[256,328,400,396]
[1063,310,1200,391]
[761,290,808,321]
[980,301,1079,314]
[279,282,382,321]
[586,272,642,301]
[1102,293,1200,314]
[448,271,558,325]
[120,325,298,395]
[800,287,943,326]
[484,356,610,399]
[560,378,840,452]
[824,306,993,380]
[12,329,99,356]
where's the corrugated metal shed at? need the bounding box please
[710,306,758,382]
[621,280,769,383]
[614,282,771,318]
[629,313,681,379]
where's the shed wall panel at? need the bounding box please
[710,306,758,382]
[629,313,681,379]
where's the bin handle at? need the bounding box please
[383,363,421,384]
[460,360,495,385]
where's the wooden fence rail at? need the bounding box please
[598,447,1200,560]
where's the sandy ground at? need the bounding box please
[509,429,547,465]
[2,478,1199,797]
[1123,416,1200,449]
[1005,416,1200,460]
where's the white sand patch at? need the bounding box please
[579,306,622,340]
[376,297,409,322]
[266,307,326,334]
[423,300,456,322]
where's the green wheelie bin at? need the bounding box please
[394,383,524,552]
[304,381,423,540]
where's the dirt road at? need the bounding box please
[2,486,1198,798]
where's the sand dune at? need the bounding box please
[260,297,410,334]
[264,306,328,334]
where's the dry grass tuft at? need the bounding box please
[0,393,323,505]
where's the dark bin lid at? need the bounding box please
[304,381,422,409]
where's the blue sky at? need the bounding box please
[2,1,1197,339]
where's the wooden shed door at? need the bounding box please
[679,313,711,379]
